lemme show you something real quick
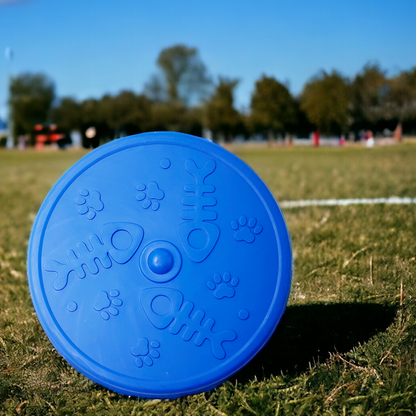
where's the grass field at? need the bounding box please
[1,143,416,415]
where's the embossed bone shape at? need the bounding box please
[178,159,220,263]
[140,287,236,360]
[177,222,219,263]
[43,222,144,291]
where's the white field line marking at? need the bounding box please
[280,196,416,208]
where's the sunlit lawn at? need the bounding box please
[1,143,416,415]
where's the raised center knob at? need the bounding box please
[148,248,174,275]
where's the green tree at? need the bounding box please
[80,98,100,130]
[149,102,184,132]
[292,99,315,138]
[144,74,166,103]
[351,64,388,129]
[301,70,349,135]
[9,72,55,138]
[145,99,203,135]
[251,75,296,141]
[146,45,211,105]
[387,68,416,123]
[205,78,240,142]
[50,97,81,133]
[99,91,152,137]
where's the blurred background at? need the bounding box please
[1,0,416,149]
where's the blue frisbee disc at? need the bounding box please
[28,132,292,398]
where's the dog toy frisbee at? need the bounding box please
[28,132,292,398]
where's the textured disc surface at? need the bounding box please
[28,132,292,398]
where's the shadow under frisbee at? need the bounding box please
[233,302,397,383]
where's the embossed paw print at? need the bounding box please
[207,272,239,299]
[131,338,160,368]
[231,216,263,243]
[74,189,104,220]
[94,290,123,320]
[136,182,165,211]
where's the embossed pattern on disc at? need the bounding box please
[27,132,292,399]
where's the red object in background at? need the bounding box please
[50,133,64,142]
[35,134,48,149]
[365,130,373,141]
[34,124,64,148]
[313,131,320,147]
[393,123,402,141]
[340,135,345,146]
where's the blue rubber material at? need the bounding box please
[27,132,292,398]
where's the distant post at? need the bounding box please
[313,131,320,147]
[5,47,14,149]
[393,123,402,142]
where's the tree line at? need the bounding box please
[8,44,416,146]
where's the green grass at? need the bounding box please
[1,144,416,415]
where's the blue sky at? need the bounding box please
[1,0,416,119]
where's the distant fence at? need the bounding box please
[292,138,340,146]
